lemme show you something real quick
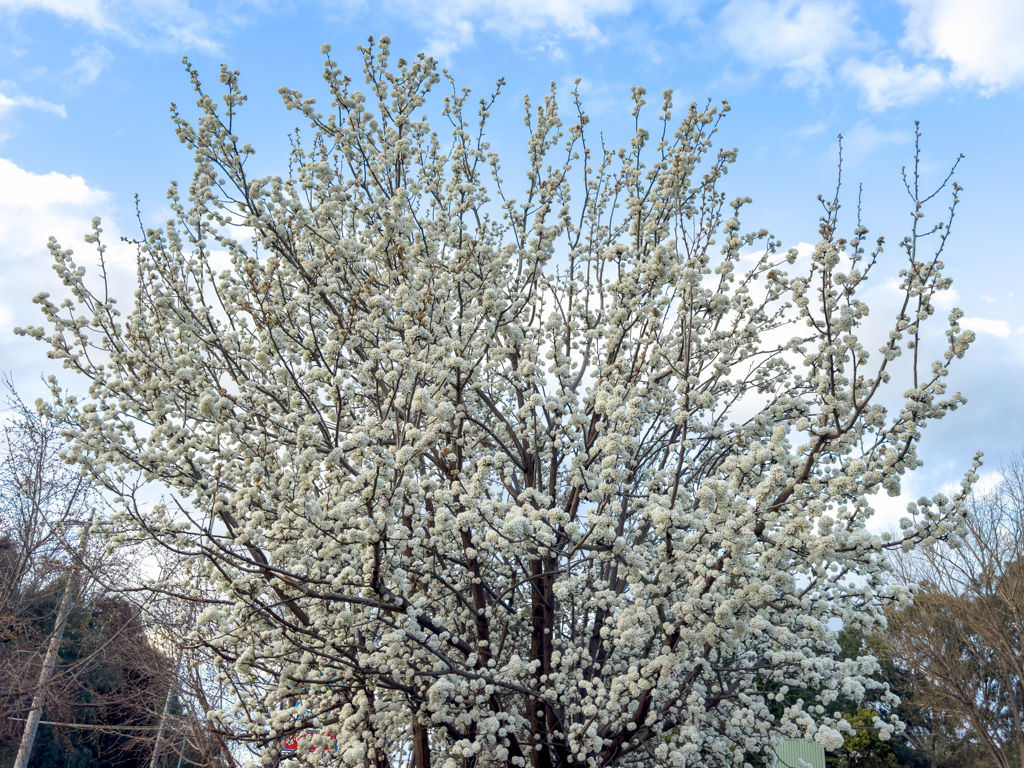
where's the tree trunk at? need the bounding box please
[12,517,92,768]
[412,709,430,768]
[150,671,178,768]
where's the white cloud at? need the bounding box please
[841,55,945,110]
[0,157,144,407]
[931,287,960,310]
[715,0,1023,106]
[960,317,1011,337]
[792,120,827,138]
[840,119,909,163]
[0,0,225,54]
[0,158,103,209]
[381,0,637,57]
[866,484,915,533]
[0,157,141,270]
[0,0,110,30]
[0,157,106,342]
[972,471,1003,495]
[717,0,865,87]
[900,0,1024,93]
[0,158,139,341]
[69,43,113,84]
[0,92,66,118]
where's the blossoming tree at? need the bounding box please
[19,39,980,768]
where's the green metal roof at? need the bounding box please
[773,739,826,768]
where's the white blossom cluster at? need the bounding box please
[17,39,980,768]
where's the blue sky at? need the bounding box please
[1,0,1022,527]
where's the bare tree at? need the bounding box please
[137,582,243,768]
[886,457,1024,768]
[0,388,212,766]
[0,385,96,753]
[0,386,91,637]
[11,511,93,768]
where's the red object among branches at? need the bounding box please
[280,730,335,754]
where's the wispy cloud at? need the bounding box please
[717,0,867,87]
[0,0,111,31]
[792,120,827,138]
[0,0,229,55]
[0,92,66,118]
[841,55,945,110]
[379,0,639,58]
[961,317,1012,338]
[713,0,1024,108]
[839,119,909,163]
[69,43,112,84]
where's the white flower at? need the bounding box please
[26,38,974,768]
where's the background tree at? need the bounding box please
[0,385,92,680]
[822,627,985,768]
[134,576,246,768]
[0,386,97,761]
[0,392,225,767]
[885,457,1024,768]
[3,591,179,768]
[19,39,977,768]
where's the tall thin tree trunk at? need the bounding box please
[150,675,177,768]
[13,517,92,768]
[151,649,186,768]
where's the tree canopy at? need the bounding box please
[17,38,979,768]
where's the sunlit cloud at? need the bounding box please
[900,0,1024,94]
[841,55,945,110]
[69,42,113,84]
[717,0,867,87]
[380,0,639,58]
[0,92,66,118]
[961,317,1012,338]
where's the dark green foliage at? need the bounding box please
[823,628,994,768]
[0,586,179,768]
[760,626,997,768]
[0,396,227,768]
